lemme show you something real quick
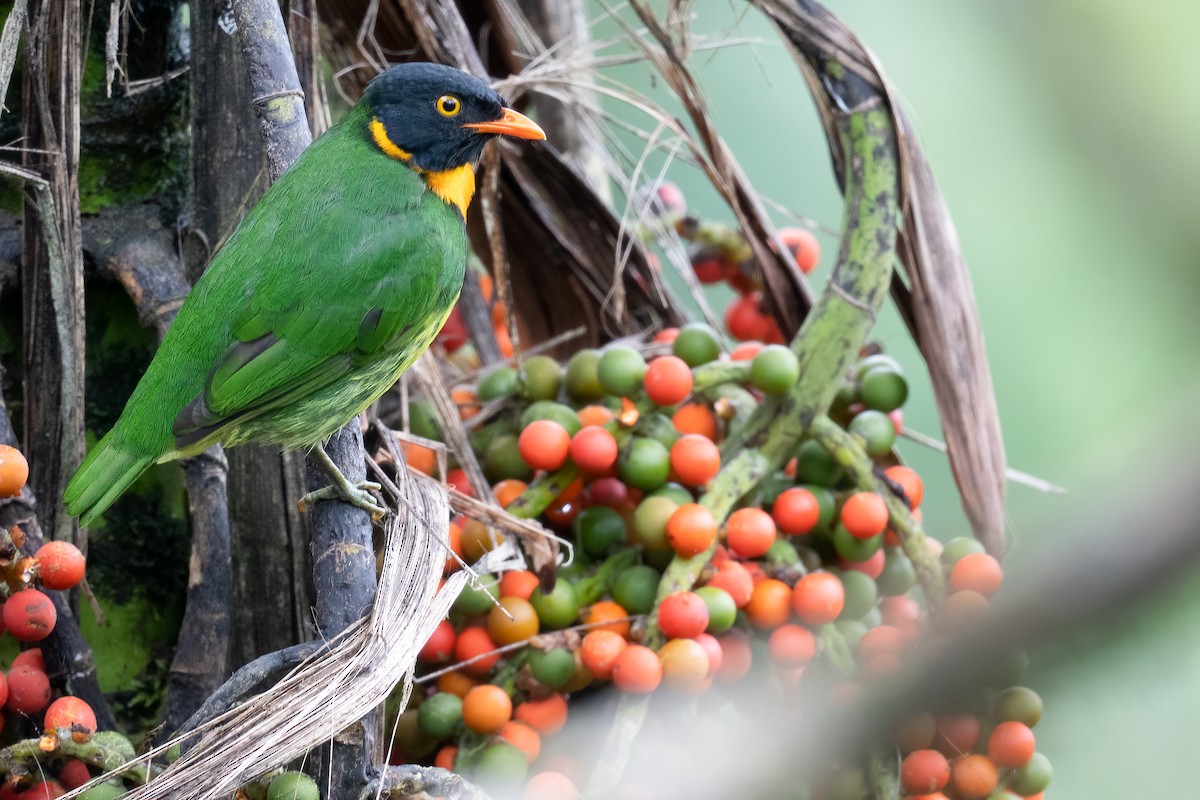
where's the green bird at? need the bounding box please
[64,63,545,524]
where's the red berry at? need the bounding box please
[3,589,57,642]
[569,427,619,474]
[44,696,97,739]
[418,620,456,663]
[657,592,709,639]
[987,721,1036,768]
[35,541,85,591]
[771,487,821,536]
[57,759,91,790]
[841,492,889,539]
[6,664,50,715]
[767,624,816,668]
[644,356,694,407]
[725,507,776,558]
[518,420,571,472]
[900,749,950,795]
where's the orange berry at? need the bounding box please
[665,503,718,557]
[936,714,981,757]
[841,492,889,539]
[403,442,438,475]
[514,693,568,734]
[580,630,628,679]
[576,405,614,428]
[611,644,662,693]
[524,771,578,800]
[518,420,571,472]
[492,479,528,508]
[436,670,478,698]
[669,434,720,487]
[658,592,709,639]
[791,572,844,626]
[644,355,694,407]
[499,720,542,763]
[671,403,718,441]
[452,388,481,421]
[729,341,763,362]
[725,507,776,558]
[949,553,1003,597]
[581,600,630,638]
[499,570,540,601]
[0,445,29,497]
[487,597,539,646]
[950,754,998,799]
[658,638,710,690]
[777,226,821,273]
[884,464,924,508]
[745,579,791,629]
[462,684,512,734]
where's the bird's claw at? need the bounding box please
[298,480,388,520]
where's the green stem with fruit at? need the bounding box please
[808,415,945,606]
[690,361,750,393]
[0,732,151,785]
[587,100,902,797]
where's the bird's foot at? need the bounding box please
[300,445,389,520]
[298,481,387,520]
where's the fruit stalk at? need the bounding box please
[808,415,945,604]
[587,77,902,800]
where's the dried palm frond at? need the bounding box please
[753,0,1008,554]
[71,473,520,800]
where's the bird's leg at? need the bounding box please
[298,444,388,520]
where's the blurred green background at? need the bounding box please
[596,2,1200,796]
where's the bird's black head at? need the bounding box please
[362,62,545,173]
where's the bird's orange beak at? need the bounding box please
[465,107,546,140]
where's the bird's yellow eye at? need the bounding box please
[436,95,462,117]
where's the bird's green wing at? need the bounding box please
[171,206,463,450]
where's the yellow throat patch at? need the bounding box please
[371,116,477,218]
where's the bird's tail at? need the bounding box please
[64,432,156,526]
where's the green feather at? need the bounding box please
[64,101,467,524]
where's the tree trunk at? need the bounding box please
[189,0,312,671]
[20,0,86,547]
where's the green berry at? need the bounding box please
[848,409,896,457]
[530,580,580,630]
[520,355,562,401]
[618,437,671,491]
[794,440,843,486]
[478,366,520,401]
[672,322,722,366]
[749,344,800,396]
[695,585,737,634]
[597,345,647,397]
[417,692,463,739]
[860,366,908,412]
[268,772,320,800]
[528,648,576,690]
[838,569,878,620]
[520,401,582,436]
[612,565,661,615]
[565,349,605,402]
